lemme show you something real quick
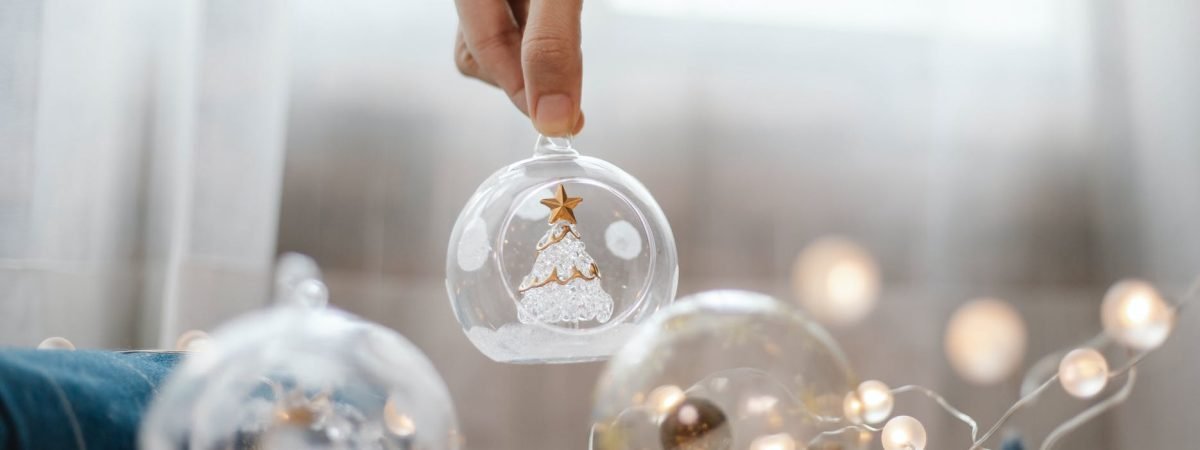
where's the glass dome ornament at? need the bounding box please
[140,305,461,450]
[591,290,865,450]
[446,135,678,364]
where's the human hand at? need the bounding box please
[454,0,585,136]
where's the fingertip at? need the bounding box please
[572,111,585,134]
[532,93,577,136]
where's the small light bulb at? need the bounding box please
[174,329,211,352]
[881,416,927,450]
[944,298,1027,385]
[749,433,796,450]
[842,391,865,424]
[1058,348,1108,399]
[793,236,880,326]
[38,336,75,350]
[856,380,893,424]
[647,385,686,417]
[1101,279,1174,350]
[384,394,417,438]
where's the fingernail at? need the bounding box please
[534,94,574,136]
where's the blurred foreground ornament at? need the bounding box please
[140,305,460,450]
[792,236,880,327]
[1101,279,1174,351]
[944,298,1027,385]
[591,290,863,450]
[446,135,677,364]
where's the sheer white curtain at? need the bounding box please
[0,0,289,349]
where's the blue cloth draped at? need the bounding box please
[0,350,183,450]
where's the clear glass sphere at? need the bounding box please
[1058,347,1109,399]
[1101,279,1174,351]
[446,135,678,364]
[591,290,863,450]
[141,306,461,450]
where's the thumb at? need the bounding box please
[522,0,583,136]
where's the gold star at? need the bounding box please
[541,184,583,224]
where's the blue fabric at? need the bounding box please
[0,350,183,450]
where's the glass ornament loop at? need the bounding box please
[447,134,678,364]
[534,134,578,156]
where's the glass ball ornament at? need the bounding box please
[792,236,880,327]
[1101,279,1174,351]
[944,298,1027,385]
[140,306,461,450]
[591,290,864,450]
[446,135,678,364]
[880,416,926,450]
[1058,347,1108,399]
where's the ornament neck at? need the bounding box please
[533,134,579,157]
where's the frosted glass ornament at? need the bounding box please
[591,290,864,450]
[141,306,461,450]
[446,135,678,364]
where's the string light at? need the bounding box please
[646,384,686,417]
[748,433,796,450]
[855,380,893,425]
[792,236,880,326]
[817,275,1198,450]
[881,416,926,450]
[1057,348,1108,399]
[1101,279,1174,351]
[384,394,417,438]
[842,391,865,424]
[944,298,1027,385]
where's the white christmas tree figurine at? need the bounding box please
[517,184,614,325]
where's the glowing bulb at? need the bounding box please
[881,416,926,450]
[1058,348,1108,399]
[174,330,211,352]
[749,433,796,450]
[792,236,880,326]
[856,380,893,424]
[1101,279,1174,350]
[384,394,418,437]
[944,298,1027,385]
[842,391,865,424]
[647,385,686,416]
[38,336,75,350]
